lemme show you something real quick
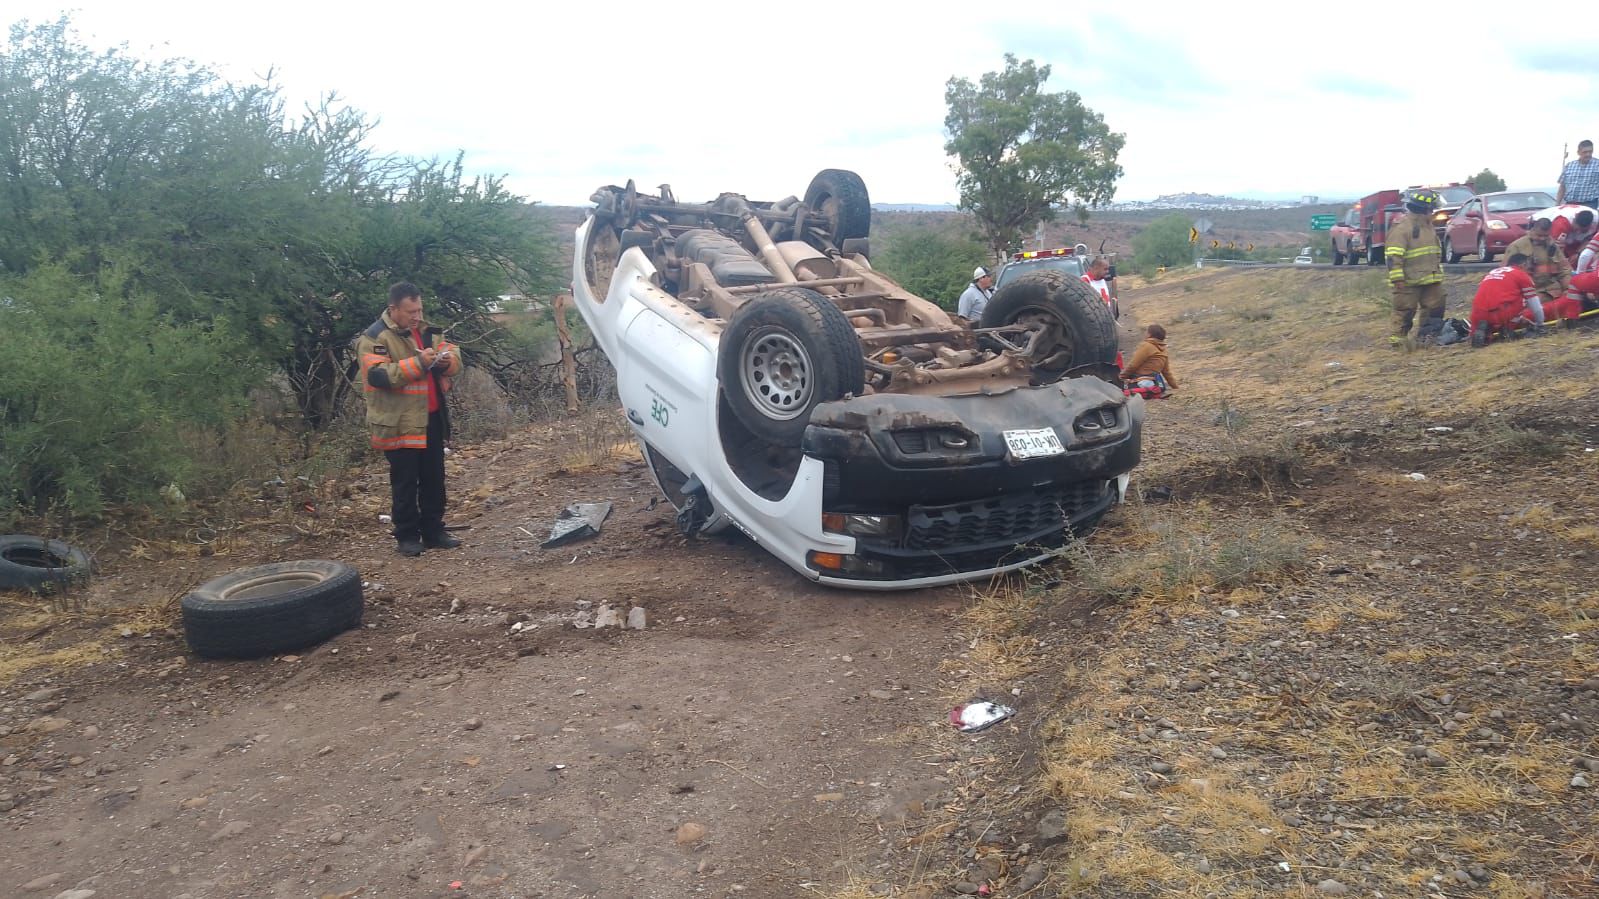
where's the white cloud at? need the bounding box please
[7,0,1595,205]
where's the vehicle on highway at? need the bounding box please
[1293,254,1314,265]
[1333,183,1473,265]
[1441,190,1557,263]
[569,170,1142,590]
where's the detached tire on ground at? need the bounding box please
[0,535,92,591]
[181,561,362,659]
[803,169,871,245]
[979,270,1119,382]
[718,286,865,446]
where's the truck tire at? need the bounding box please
[803,169,871,245]
[980,270,1118,383]
[180,560,363,659]
[718,287,864,446]
[1333,245,1346,265]
[0,535,91,591]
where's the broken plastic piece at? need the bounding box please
[949,701,1016,733]
[541,501,613,548]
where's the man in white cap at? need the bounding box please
[957,266,995,320]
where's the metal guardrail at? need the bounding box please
[1193,259,1498,273]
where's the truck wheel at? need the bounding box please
[803,169,871,245]
[1333,246,1345,265]
[180,560,363,659]
[0,535,91,591]
[980,270,1118,383]
[718,287,864,446]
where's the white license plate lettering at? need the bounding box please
[1003,428,1064,460]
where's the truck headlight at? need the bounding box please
[822,513,904,540]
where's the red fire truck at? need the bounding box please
[1332,184,1474,265]
[1330,189,1401,266]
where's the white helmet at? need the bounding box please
[973,266,989,280]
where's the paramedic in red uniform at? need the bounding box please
[1469,254,1538,346]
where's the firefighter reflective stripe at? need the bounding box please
[372,433,427,451]
[398,356,425,382]
[1388,268,1405,282]
[1404,246,1440,257]
[1385,246,1405,258]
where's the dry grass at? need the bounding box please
[556,405,639,471]
[1063,506,1310,606]
[0,640,111,684]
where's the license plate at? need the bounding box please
[1003,427,1065,460]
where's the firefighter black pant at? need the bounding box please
[384,411,447,543]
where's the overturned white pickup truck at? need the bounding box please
[569,169,1141,589]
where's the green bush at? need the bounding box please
[0,266,258,521]
[874,228,990,311]
[1131,213,1195,275]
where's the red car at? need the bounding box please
[1441,190,1557,263]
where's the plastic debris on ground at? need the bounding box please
[1406,472,1427,481]
[540,501,613,548]
[949,701,1016,733]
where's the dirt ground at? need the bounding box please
[3,267,1597,899]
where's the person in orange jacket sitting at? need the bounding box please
[1121,324,1179,394]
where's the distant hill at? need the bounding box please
[1114,192,1334,211]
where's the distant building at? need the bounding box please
[1301,195,1319,205]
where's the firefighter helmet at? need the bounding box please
[1404,188,1441,213]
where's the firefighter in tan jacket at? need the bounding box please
[1502,217,1570,331]
[1384,189,1447,346]
[355,282,464,557]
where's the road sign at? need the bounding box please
[1246,243,1255,251]
[1210,239,1219,249]
[1227,241,1236,250]
[1310,214,1337,231]
[1188,227,1198,244]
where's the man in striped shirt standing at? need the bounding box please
[1557,140,1599,208]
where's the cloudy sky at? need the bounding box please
[9,1,1594,206]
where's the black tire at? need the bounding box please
[1477,233,1493,263]
[979,270,1118,382]
[718,287,864,446]
[181,560,362,659]
[803,169,871,245]
[0,535,91,591]
[1333,246,1346,265]
[1442,235,1460,264]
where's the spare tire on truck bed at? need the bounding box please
[717,286,865,447]
[979,270,1119,382]
[180,560,363,659]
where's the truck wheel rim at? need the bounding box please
[741,328,812,420]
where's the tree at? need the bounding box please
[0,16,561,430]
[1469,168,1506,193]
[1131,213,1195,275]
[944,55,1125,261]
[874,228,990,311]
